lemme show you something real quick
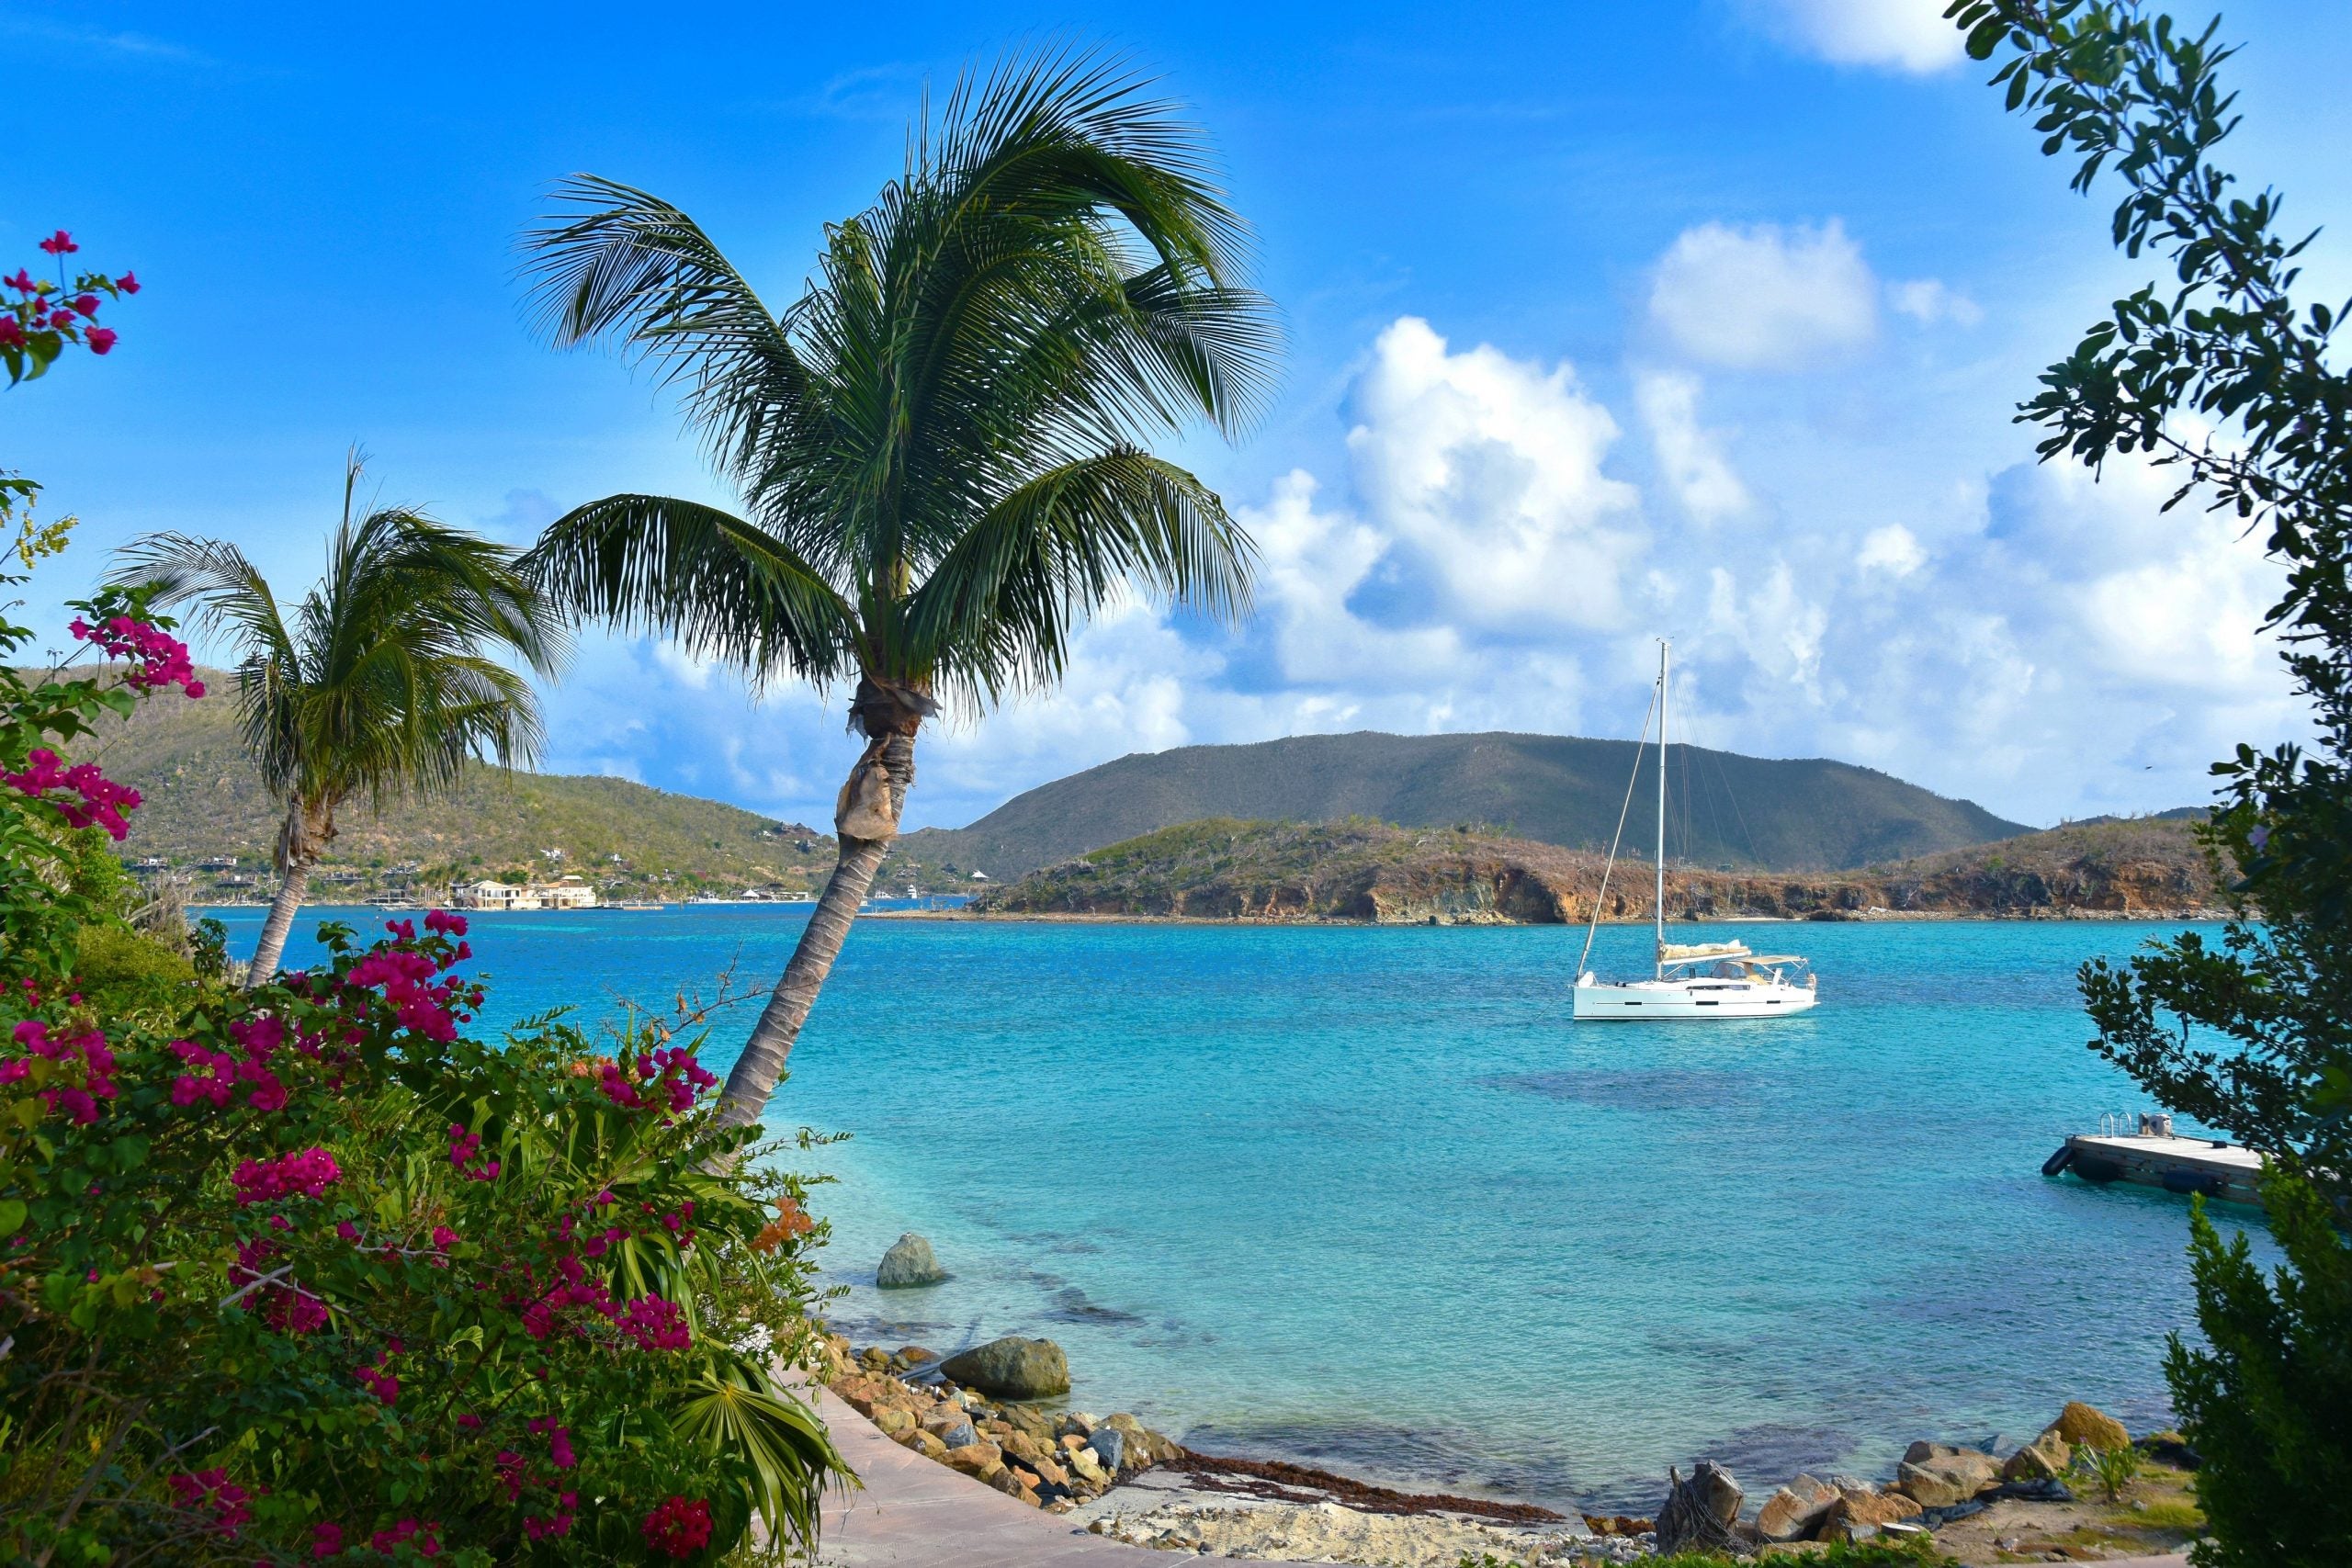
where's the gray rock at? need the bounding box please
[938,1336,1071,1399]
[876,1232,946,1289]
[1089,1426,1126,1472]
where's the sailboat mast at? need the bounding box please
[1656,639,1668,979]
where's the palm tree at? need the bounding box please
[521,51,1276,1130]
[113,456,568,986]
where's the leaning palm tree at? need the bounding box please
[112,456,568,985]
[522,51,1276,1130]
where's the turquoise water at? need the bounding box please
[205,906,2267,1511]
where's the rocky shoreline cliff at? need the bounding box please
[967,814,2224,926]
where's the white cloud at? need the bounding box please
[1635,371,1752,525]
[1888,277,1984,327]
[1753,0,1966,73]
[1648,220,1880,370]
[1343,317,1645,629]
[652,640,718,690]
[1856,524,1926,576]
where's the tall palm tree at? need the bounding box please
[113,456,568,986]
[521,51,1276,1130]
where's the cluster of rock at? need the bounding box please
[821,1334,1181,1512]
[1663,1401,2134,1557]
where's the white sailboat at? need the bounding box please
[1571,641,1818,1021]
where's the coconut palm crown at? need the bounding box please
[113,456,568,985]
[521,50,1277,1127]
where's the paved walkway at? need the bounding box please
[808,1385,1324,1567]
[804,1385,2191,1568]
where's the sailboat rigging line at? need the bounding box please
[1575,671,1661,979]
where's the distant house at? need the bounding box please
[448,874,596,911]
[538,875,596,909]
[197,855,239,871]
[969,870,989,881]
[451,880,542,911]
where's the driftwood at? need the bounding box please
[1656,1461,1749,1557]
[1169,1451,1566,1525]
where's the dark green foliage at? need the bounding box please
[2166,1179,2352,1567]
[907,729,2031,880]
[1951,6,2352,1565]
[1945,1,2352,1197]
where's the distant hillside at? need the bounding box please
[79,674,959,901]
[905,730,2030,879]
[973,812,2224,924]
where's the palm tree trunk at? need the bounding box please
[247,795,332,988]
[718,728,915,1130]
[247,857,314,988]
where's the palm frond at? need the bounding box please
[523,177,820,491]
[523,493,860,689]
[524,46,1275,716]
[671,1371,850,1554]
[110,472,562,821]
[903,446,1253,705]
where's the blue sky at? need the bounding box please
[10,0,2349,832]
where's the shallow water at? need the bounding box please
[208,906,2267,1510]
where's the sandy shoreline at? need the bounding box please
[820,1336,2209,1564]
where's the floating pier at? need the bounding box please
[2044,1114,2264,1203]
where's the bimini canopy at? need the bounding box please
[1657,941,1752,964]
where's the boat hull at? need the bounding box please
[1572,979,1818,1021]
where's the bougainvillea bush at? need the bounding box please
[0,555,849,1562]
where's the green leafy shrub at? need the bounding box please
[2165,1175,2352,1567]
[1,555,850,1561]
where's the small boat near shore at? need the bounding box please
[1572,640,1817,1021]
[2043,1113,2264,1203]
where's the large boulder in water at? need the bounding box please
[876,1232,946,1289]
[940,1336,1070,1399]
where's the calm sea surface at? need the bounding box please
[202,905,2265,1510]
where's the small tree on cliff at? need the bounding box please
[1951,3,2352,1562]
[521,51,1275,1130]
[114,455,566,984]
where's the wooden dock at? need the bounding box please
[2051,1132,2265,1204]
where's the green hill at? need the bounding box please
[974,811,2222,923]
[79,673,956,902]
[905,730,2031,880]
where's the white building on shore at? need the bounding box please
[450,874,597,911]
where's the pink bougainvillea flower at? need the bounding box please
[3,268,33,291]
[118,269,140,293]
[641,1496,713,1559]
[71,293,99,318]
[85,325,119,355]
[38,231,76,254]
